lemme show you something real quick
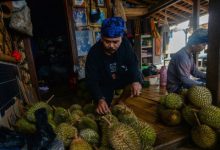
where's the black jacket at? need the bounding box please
[85,37,141,102]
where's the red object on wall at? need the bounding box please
[11,50,22,62]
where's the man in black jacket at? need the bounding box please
[85,17,142,114]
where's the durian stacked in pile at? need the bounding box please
[14,101,156,150]
[158,86,220,149]
[157,93,183,126]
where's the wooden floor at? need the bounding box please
[123,85,190,150]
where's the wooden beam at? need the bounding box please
[142,0,182,18]
[207,0,220,106]
[173,4,192,13]
[145,0,158,4]
[125,7,148,17]
[166,7,188,18]
[126,0,144,5]
[157,11,178,21]
[182,0,207,11]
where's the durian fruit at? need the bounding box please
[69,104,82,112]
[199,105,220,129]
[164,93,183,109]
[160,109,182,126]
[182,105,198,126]
[99,114,119,147]
[142,145,154,150]
[188,86,212,108]
[82,103,96,114]
[26,102,52,122]
[14,118,36,134]
[77,116,98,132]
[85,113,96,120]
[131,120,156,147]
[53,107,69,125]
[79,128,99,145]
[98,146,113,150]
[71,109,84,117]
[191,124,217,149]
[69,137,92,150]
[56,123,77,147]
[178,88,188,100]
[108,123,141,150]
[68,113,81,125]
[48,119,57,130]
[111,104,133,117]
[117,113,138,126]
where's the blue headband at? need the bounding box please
[188,28,208,45]
[101,17,125,38]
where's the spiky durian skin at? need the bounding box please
[69,104,82,112]
[79,128,99,145]
[69,137,92,150]
[181,105,198,126]
[68,113,81,125]
[164,93,183,109]
[191,124,217,149]
[82,103,96,114]
[85,113,96,120]
[111,104,133,117]
[26,102,52,122]
[56,123,77,147]
[117,113,138,126]
[77,116,98,132]
[98,146,114,150]
[71,109,84,117]
[178,88,188,100]
[53,107,68,125]
[188,86,212,108]
[199,105,220,129]
[108,123,141,150]
[131,120,156,147]
[160,109,182,126]
[99,114,119,147]
[15,118,36,134]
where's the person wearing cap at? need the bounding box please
[85,17,142,114]
[167,28,208,93]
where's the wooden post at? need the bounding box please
[23,38,39,99]
[192,0,200,31]
[134,18,141,68]
[192,0,200,65]
[63,0,78,67]
[207,0,220,105]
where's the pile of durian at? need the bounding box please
[14,101,156,150]
[158,86,220,149]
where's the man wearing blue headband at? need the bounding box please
[167,28,208,93]
[85,17,142,114]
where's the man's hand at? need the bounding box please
[130,82,142,97]
[96,99,110,115]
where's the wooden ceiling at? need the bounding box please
[124,0,209,25]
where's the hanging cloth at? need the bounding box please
[113,0,126,21]
[150,18,161,56]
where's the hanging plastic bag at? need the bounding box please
[9,5,33,36]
